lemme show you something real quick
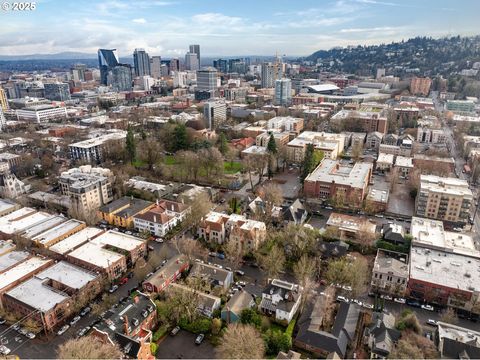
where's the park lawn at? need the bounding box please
[224,161,243,174]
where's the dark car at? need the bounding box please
[406,299,421,307]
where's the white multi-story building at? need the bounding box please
[259,279,301,323]
[417,126,447,143]
[0,109,6,131]
[274,78,292,106]
[286,131,346,162]
[16,105,67,123]
[59,165,114,212]
[69,130,127,163]
[261,62,282,88]
[133,200,190,237]
[203,100,227,130]
[197,68,217,91]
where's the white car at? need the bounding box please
[426,319,438,326]
[57,325,70,336]
[0,345,10,355]
[394,297,406,304]
[26,332,36,339]
[342,285,352,292]
[421,304,434,311]
[362,303,374,310]
[353,299,363,306]
[70,316,81,326]
[336,296,349,303]
[381,295,393,301]
[155,238,164,243]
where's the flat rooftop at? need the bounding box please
[90,230,145,252]
[69,131,127,149]
[31,219,85,246]
[0,240,16,255]
[6,277,69,313]
[437,322,480,346]
[0,208,53,235]
[305,159,372,189]
[410,245,480,293]
[411,217,479,258]
[145,254,188,288]
[0,251,30,273]
[68,242,123,268]
[327,212,376,233]
[420,175,472,197]
[22,215,67,239]
[49,227,104,255]
[60,166,112,190]
[0,256,52,291]
[36,261,98,289]
[0,199,18,215]
[287,131,344,149]
[395,156,413,168]
[377,152,394,164]
[367,188,389,203]
[373,249,408,277]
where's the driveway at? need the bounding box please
[157,330,216,359]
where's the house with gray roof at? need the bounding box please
[295,297,361,358]
[260,279,301,324]
[364,312,400,359]
[221,290,255,323]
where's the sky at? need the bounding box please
[1,0,480,57]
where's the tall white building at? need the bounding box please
[274,78,292,106]
[261,62,282,88]
[173,71,188,88]
[185,52,199,71]
[0,109,6,131]
[203,100,227,130]
[69,130,127,164]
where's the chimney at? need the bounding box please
[156,199,159,206]
[134,295,140,304]
[154,215,157,223]
[123,315,130,335]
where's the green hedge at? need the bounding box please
[150,342,158,355]
[152,325,168,342]
[179,317,212,334]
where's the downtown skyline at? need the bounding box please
[1,0,480,57]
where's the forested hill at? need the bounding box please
[306,36,480,76]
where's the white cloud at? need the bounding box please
[339,26,401,33]
[132,18,147,24]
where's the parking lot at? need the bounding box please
[157,330,216,359]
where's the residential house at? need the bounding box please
[366,132,383,150]
[170,283,221,318]
[371,249,409,297]
[280,199,308,225]
[221,290,255,323]
[381,223,406,246]
[91,292,157,359]
[133,200,190,237]
[364,312,401,359]
[259,279,301,324]
[142,254,189,293]
[295,298,361,359]
[189,262,233,291]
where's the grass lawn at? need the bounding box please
[164,155,176,165]
[132,159,147,167]
[224,161,243,174]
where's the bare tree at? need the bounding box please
[173,236,207,263]
[57,336,122,359]
[224,240,244,270]
[216,323,265,359]
[253,154,269,184]
[439,308,458,324]
[182,192,213,233]
[293,254,317,312]
[324,256,368,297]
[138,137,163,170]
[351,141,363,162]
[356,222,377,253]
[199,147,224,180]
[68,202,99,226]
[257,245,285,283]
[253,183,283,225]
[243,156,256,191]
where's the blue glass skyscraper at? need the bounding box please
[98,49,119,85]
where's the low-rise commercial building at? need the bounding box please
[29,219,86,248]
[326,212,376,240]
[48,227,104,256]
[16,105,67,123]
[304,159,372,208]
[0,198,20,217]
[408,217,480,314]
[415,175,473,223]
[3,261,101,331]
[436,322,480,359]
[331,109,388,134]
[0,208,57,238]
[142,254,189,293]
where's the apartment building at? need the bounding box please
[286,132,346,163]
[59,166,114,212]
[409,77,432,96]
[198,212,266,253]
[266,116,304,134]
[408,217,480,314]
[304,159,373,208]
[69,130,127,164]
[371,249,409,297]
[16,105,67,123]
[331,109,388,134]
[133,200,190,237]
[3,261,101,331]
[417,126,447,144]
[415,175,473,223]
[98,197,154,229]
[255,131,290,148]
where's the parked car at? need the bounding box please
[421,304,435,311]
[70,316,81,326]
[208,252,217,257]
[155,238,164,243]
[381,295,393,301]
[0,318,5,325]
[225,267,232,271]
[148,245,155,251]
[17,328,27,336]
[26,332,36,339]
[235,270,245,276]
[363,303,374,310]
[336,296,349,303]
[217,253,225,260]
[394,297,406,304]
[80,307,91,317]
[119,277,129,285]
[325,206,333,210]
[353,299,363,306]
[57,325,70,336]
[12,324,20,331]
[76,326,91,338]
[109,285,119,293]
[125,231,133,235]
[0,345,10,355]
[406,299,421,307]
[170,326,180,336]
[195,333,205,345]
[426,319,438,326]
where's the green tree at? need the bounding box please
[239,308,262,328]
[300,143,315,184]
[267,134,277,154]
[173,124,189,152]
[217,133,229,156]
[267,134,278,179]
[126,127,136,163]
[264,329,291,356]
